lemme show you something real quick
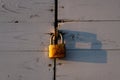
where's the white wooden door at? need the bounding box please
[57,0,120,80]
[1,0,120,80]
[0,0,54,80]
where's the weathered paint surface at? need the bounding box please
[58,0,120,20]
[0,0,54,80]
[57,51,120,80]
[1,0,120,80]
[59,22,120,50]
[57,0,120,80]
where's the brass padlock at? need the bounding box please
[49,33,65,58]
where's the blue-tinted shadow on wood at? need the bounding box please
[59,30,107,63]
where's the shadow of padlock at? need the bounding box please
[49,33,66,59]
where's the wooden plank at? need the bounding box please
[0,0,54,80]
[0,0,54,23]
[56,50,120,80]
[58,0,120,80]
[0,23,54,80]
[0,52,53,80]
[57,22,120,80]
[58,0,120,20]
[0,23,53,51]
[59,22,120,50]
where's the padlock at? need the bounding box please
[49,33,65,58]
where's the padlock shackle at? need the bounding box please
[49,34,55,44]
[50,33,63,44]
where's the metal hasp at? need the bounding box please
[49,33,66,59]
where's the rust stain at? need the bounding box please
[48,64,52,67]
[49,9,54,12]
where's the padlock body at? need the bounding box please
[49,44,65,58]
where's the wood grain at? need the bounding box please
[58,0,120,20]
[0,0,54,80]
